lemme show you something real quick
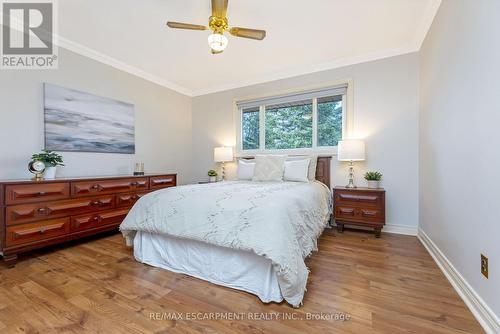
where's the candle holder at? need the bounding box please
[134,162,145,176]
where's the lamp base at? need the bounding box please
[221,162,226,181]
[345,161,357,188]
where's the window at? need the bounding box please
[237,84,348,153]
[317,95,343,147]
[265,99,313,150]
[241,107,259,150]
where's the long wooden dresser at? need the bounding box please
[0,173,176,266]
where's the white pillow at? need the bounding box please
[252,155,286,181]
[286,155,317,181]
[284,158,311,182]
[237,160,255,180]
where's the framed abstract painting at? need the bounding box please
[44,83,135,154]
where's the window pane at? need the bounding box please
[265,99,312,149]
[317,96,343,146]
[242,107,260,150]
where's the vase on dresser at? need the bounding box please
[44,166,57,179]
[367,180,380,189]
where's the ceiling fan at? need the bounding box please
[166,0,266,54]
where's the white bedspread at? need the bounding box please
[120,180,331,307]
[134,232,283,303]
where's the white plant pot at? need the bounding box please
[209,176,217,182]
[367,180,380,189]
[44,166,57,179]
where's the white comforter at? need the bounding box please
[120,180,331,307]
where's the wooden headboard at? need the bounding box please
[315,156,331,189]
[240,156,332,189]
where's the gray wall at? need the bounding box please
[0,48,193,184]
[192,53,420,231]
[420,0,500,318]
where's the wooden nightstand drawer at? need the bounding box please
[335,190,383,207]
[357,208,383,222]
[335,206,356,219]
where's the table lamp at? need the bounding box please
[338,140,365,188]
[214,146,233,181]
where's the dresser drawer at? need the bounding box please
[71,208,129,232]
[6,195,115,226]
[5,183,70,205]
[335,206,384,223]
[71,178,149,197]
[116,191,148,208]
[335,190,383,208]
[150,175,176,190]
[6,218,70,247]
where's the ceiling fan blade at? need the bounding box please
[229,27,266,40]
[166,22,207,31]
[211,0,228,18]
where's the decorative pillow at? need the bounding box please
[237,159,255,180]
[284,158,311,182]
[252,155,286,181]
[307,155,318,181]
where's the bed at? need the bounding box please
[120,157,332,307]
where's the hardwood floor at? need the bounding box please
[0,229,484,333]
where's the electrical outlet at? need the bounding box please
[481,254,488,278]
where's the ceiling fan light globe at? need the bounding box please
[208,33,228,51]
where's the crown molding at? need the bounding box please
[56,36,194,97]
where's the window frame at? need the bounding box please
[234,80,353,156]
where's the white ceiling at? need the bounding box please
[58,0,441,96]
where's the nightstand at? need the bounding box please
[333,186,386,237]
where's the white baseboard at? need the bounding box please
[418,228,500,334]
[383,224,417,236]
[330,222,417,236]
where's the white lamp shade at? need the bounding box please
[214,146,233,162]
[337,140,365,161]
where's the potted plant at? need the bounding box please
[208,169,218,182]
[364,171,382,189]
[31,150,64,179]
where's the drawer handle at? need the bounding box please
[154,179,172,184]
[37,191,46,196]
[40,227,46,234]
[131,181,138,186]
[37,207,46,213]
[91,184,101,190]
[92,201,101,206]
